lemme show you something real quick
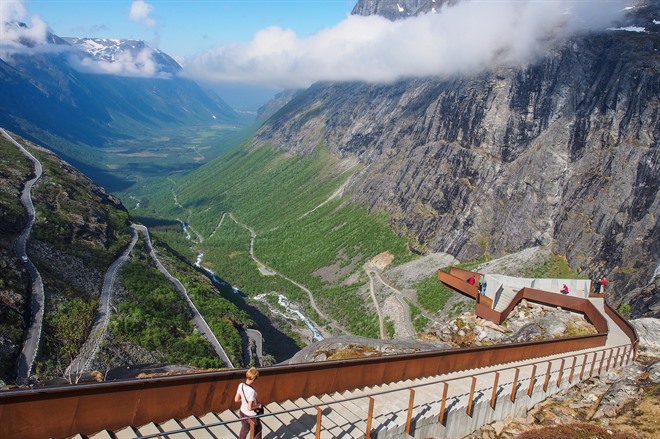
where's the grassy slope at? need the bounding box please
[133,144,415,339]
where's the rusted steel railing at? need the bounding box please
[0,330,609,439]
[1,269,638,439]
[110,343,636,439]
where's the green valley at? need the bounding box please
[129,144,416,344]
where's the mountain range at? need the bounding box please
[249,0,659,313]
[0,28,250,191]
[0,0,658,390]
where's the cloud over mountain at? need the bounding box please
[129,0,156,28]
[0,0,49,53]
[182,0,629,88]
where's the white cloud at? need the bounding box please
[129,0,156,28]
[68,47,169,78]
[182,0,628,89]
[0,0,49,54]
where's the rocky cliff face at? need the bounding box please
[252,1,659,312]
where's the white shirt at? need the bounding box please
[237,382,257,416]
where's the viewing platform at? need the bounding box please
[0,268,637,439]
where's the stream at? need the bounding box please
[187,223,324,343]
[254,293,324,342]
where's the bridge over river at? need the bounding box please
[0,267,637,439]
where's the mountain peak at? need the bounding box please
[62,37,182,74]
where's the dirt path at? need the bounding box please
[228,213,346,337]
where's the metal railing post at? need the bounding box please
[315,406,322,439]
[543,362,552,392]
[528,364,537,397]
[569,356,577,384]
[438,382,449,425]
[621,346,627,366]
[557,359,565,387]
[490,372,499,409]
[580,354,588,380]
[614,347,621,368]
[405,389,415,435]
[365,397,374,439]
[598,350,606,375]
[590,352,597,377]
[510,368,519,402]
[467,376,477,416]
[606,349,613,371]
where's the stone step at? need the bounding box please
[259,403,300,438]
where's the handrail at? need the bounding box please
[133,342,634,439]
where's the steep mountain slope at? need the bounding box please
[0,32,250,191]
[0,133,253,387]
[251,0,659,313]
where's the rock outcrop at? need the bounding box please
[253,0,659,313]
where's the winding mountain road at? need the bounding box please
[134,224,234,367]
[2,128,45,386]
[66,228,139,379]
[67,223,234,377]
[365,269,387,339]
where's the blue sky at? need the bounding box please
[2,0,631,90]
[22,1,356,60]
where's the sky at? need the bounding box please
[1,0,632,91]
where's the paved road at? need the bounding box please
[2,129,45,386]
[134,224,234,367]
[66,228,139,379]
[365,269,386,339]
[243,328,264,366]
[374,270,440,328]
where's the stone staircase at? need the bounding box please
[76,344,631,439]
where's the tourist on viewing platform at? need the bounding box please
[235,367,264,439]
[593,278,602,294]
[601,277,607,294]
[480,280,487,296]
[468,275,476,285]
[561,284,569,294]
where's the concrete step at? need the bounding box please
[318,393,369,436]
[266,401,315,438]
[158,419,188,439]
[306,394,363,438]
[260,403,300,438]
[179,415,216,439]
[214,409,243,437]
[87,432,114,439]
[114,426,138,439]
[494,286,518,312]
[137,422,161,437]
[197,412,238,438]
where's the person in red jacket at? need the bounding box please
[561,284,569,294]
[601,277,607,294]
